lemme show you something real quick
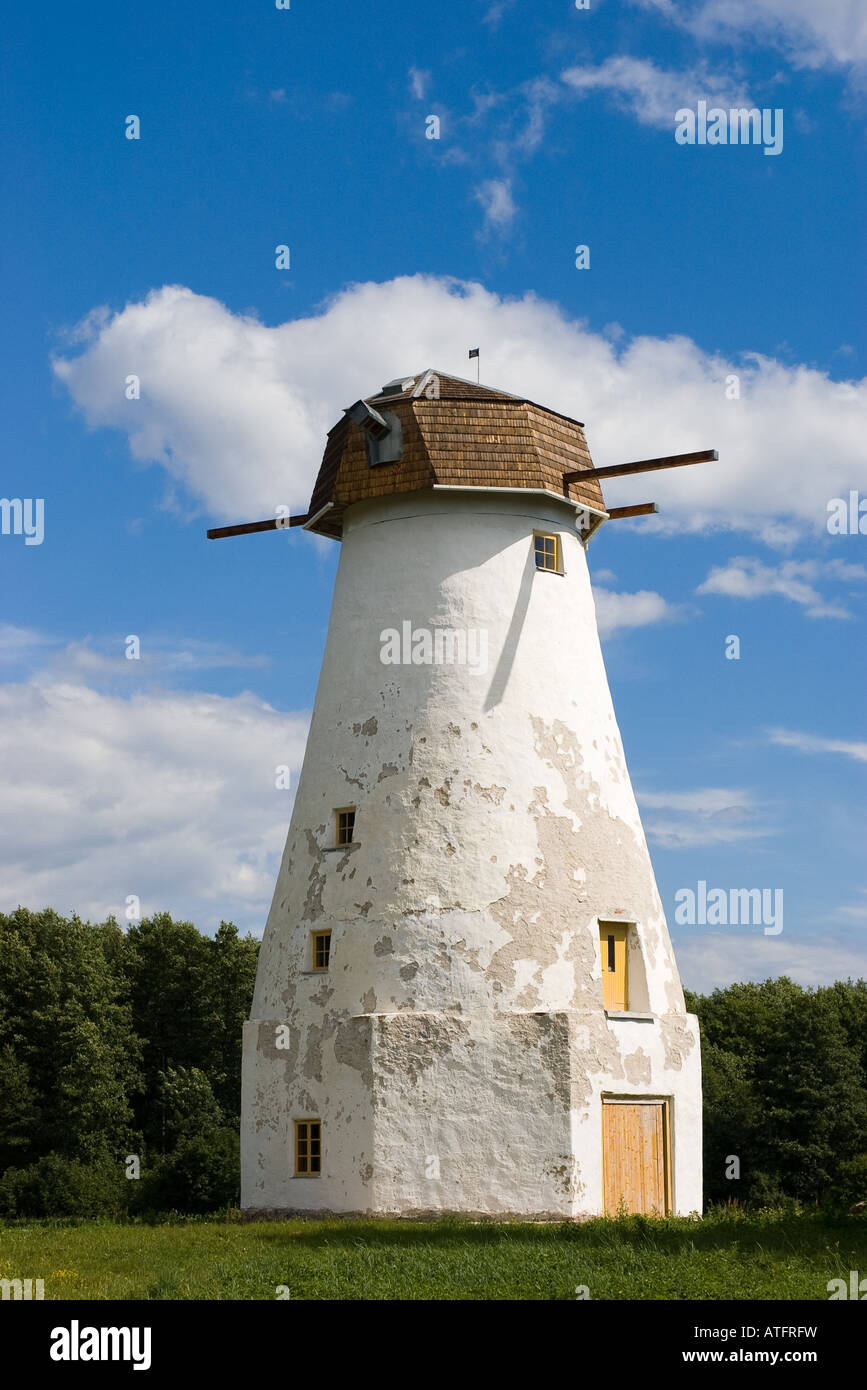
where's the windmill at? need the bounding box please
[213,370,712,1218]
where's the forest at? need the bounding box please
[0,906,865,1216]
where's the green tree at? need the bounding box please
[690,976,867,1206]
[0,1044,39,1169]
[0,906,258,1215]
[153,1065,224,1152]
[199,922,260,1122]
[752,988,866,1200]
[699,1042,758,1204]
[0,908,140,1163]
[121,913,213,1144]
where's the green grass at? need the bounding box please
[1,1209,864,1300]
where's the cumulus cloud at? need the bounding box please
[697,556,867,619]
[561,56,754,129]
[768,728,867,764]
[52,277,867,535]
[672,930,867,993]
[52,286,322,520]
[0,675,308,933]
[637,787,765,847]
[592,586,678,636]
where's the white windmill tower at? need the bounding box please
[210,370,711,1219]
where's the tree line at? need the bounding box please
[0,907,257,1215]
[0,907,864,1215]
[685,977,867,1209]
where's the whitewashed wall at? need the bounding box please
[242,489,702,1217]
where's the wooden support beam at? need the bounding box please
[606,503,659,520]
[562,448,717,485]
[207,514,309,540]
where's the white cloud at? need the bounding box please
[826,559,867,580]
[672,931,867,993]
[768,728,867,764]
[53,637,268,683]
[52,277,867,534]
[640,788,751,814]
[483,0,518,28]
[839,892,867,921]
[697,556,866,619]
[561,56,754,129]
[408,67,429,101]
[592,586,678,635]
[473,178,517,237]
[637,787,763,847]
[645,0,867,75]
[0,676,308,933]
[407,74,558,234]
[53,286,321,520]
[0,624,54,660]
[499,76,559,159]
[0,628,268,686]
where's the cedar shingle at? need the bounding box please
[305,370,605,534]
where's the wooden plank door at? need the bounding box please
[603,1100,669,1215]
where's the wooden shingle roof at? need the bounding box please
[306,370,605,538]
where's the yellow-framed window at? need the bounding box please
[534,532,559,572]
[600,924,629,1011]
[294,1119,321,1176]
[312,930,331,971]
[335,807,355,846]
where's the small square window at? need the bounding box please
[295,1119,321,1176]
[335,807,355,846]
[312,930,331,971]
[534,532,560,572]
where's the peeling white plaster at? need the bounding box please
[242,490,702,1218]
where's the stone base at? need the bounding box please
[242,1007,702,1218]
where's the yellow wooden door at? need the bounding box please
[603,1101,668,1215]
[600,924,628,1010]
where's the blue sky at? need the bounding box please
[2,0,865,991]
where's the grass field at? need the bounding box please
[1,1209,865,1300]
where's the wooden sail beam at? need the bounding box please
[563,448,717,485]
[606,503,658,520]
[207,452,712,538]
[207,514,309,540]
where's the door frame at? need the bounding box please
[601,1095,673,1216]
